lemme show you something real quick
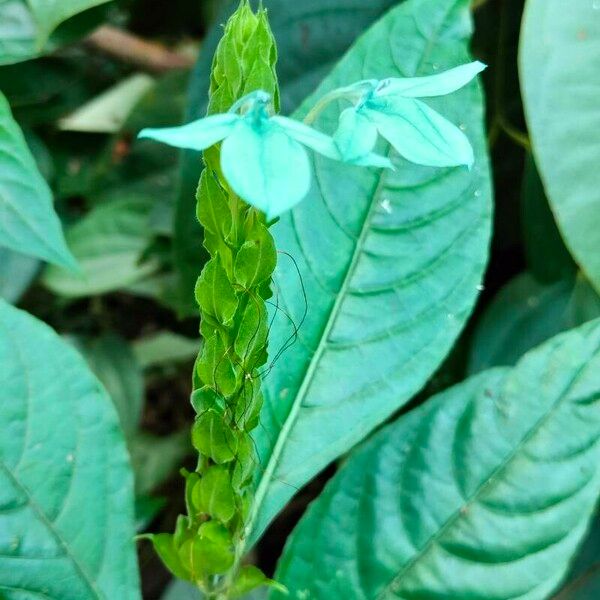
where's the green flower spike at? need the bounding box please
[315,61,487,169]
[139,90,391,219]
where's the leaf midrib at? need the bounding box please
[378,338,600,598]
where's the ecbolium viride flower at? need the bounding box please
[139,90,391,219]
[310,61,487,169]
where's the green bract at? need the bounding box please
[139,90,390,218]
[328,61,486,168]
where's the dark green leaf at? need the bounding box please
[0,90,76,268]
[521,153,576,283]
[468,273,600,373]
[76,333,144,436]
[275,319,600,599]
[520,0,600,293]
[0,299,140,598]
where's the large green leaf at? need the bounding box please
[174,0,400,314]
[520,0,600,293]
[468,272,600,373]
[275,319,600,599]
[248,0,491,543]
[0,300,141,599]
[42,198,159,297]
[0,90,76,268]
[0,0,109,65]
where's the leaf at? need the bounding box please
[132,331,199,369]
[161,579,201,600]
[0,0,109,65]
[554,512,600,599]
[275,319,600,599]
[0,90,76,268]
[248,0,491,544]
[0,299,141,599]
[174,0,402,315]
[468,272,600,373]
[58,74,156,133]
[26,0,111,47]
[0,247,39,303]
[129,431,190,497]
[42,198,159,297]
[520,0,600,293]
[76,334,145,436]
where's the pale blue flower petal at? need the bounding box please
[272,114,391,169]
[375,61,486,99]
[138,113,239,151]
[333,107,378,161]
[364,97,474,168]
[349,152,394,169]
[270,115,340,160]
[220,120,311,219]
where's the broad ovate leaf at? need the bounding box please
[520,0,600,293]
[0,299,140,599]
[275,318,600,599]
[43,198,159,297]
[248,0,491,543]
[0,90,76,269]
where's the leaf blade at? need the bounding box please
[0,91,76,269]
[275,319,600,599]
[520,0,600,293]
[0,300,140,599]
[249,0,491,543]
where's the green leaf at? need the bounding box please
[468,272,600,373]
[520,0,600,293]
[0,247,39,303]
[132,332,199,369]
[174,0,401,315]
[129,431,190,497]
[26,0,111,47]
[59,74,156,133]
[161,579,201,600]
[42,198,159,297]
[248,0,491,544]
[0,90,76,269]
[275,319,600,599]
[76,333,144,436]
[0,299,140,599]
[0,1,109,65]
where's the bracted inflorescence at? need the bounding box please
[148,2,280,596]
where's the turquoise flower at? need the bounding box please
[323,61,486,169]
[139,91,391,219]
